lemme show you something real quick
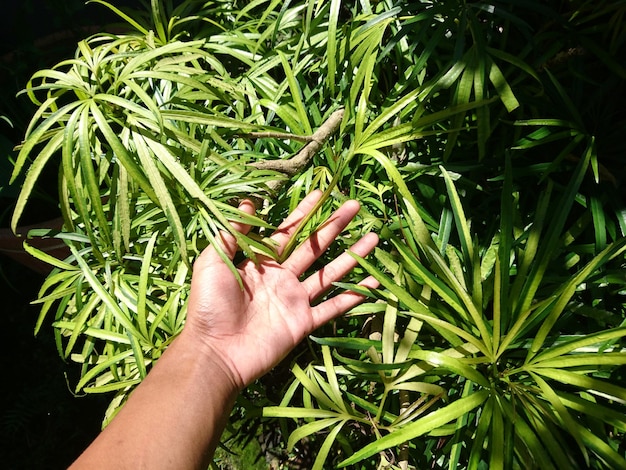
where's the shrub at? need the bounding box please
[12,0,626,468]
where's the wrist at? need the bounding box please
[176,326,245,393]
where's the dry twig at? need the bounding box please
[248,108,344,191]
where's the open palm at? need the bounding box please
[185,190,379,388]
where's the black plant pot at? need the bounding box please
[0,218,68,274]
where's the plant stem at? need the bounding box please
[249,108,344,192]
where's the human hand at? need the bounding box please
[183,190,379,390]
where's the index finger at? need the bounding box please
[268,190,323,257]
[281,199,361,276]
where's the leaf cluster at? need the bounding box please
[10,0,626,468]
[271,156,626,468]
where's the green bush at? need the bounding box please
[12,0,626,468]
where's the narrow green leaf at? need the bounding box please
[263,407,342,419]
[310,336,381,351]
[486,46,540,83]
[531,327,626,363]
[358,148,438,230]
[351,252,487,352]
[159,110,258,130]
[87,0,150,35]
[89,102,157,203]
[488,59,519,112]
[557,391,626,431]
[467,394,494,470]
[128,330,148,380]
[590,194,607,252]
[358,87,421,145]
[277,51,312,135]
[338,390,489,467]
[11,130,65,231]
[532,352,626,369]
[382,296,398,365]
[528,238,626,361]
[84,378,142,394]
[69,246,146,343]
[312,420,346,470]
[62,105,103,261]
[516,142,591,320]
[326,0,341,95]
[64,294,101,358]
[441,166,473,264]
[533,368,626,403]
[395,317,422,364]
[75,349,135,392]
[436,60,467,90]
[408,350,489,387]
[578,425,626,469]
[23,241,74,271]
[78,106,112,249]
[291,364,337,412]
[530,372,589,465]
[150,0,167,43]
[424,245,493,356]
[133,130,188,263]
[35,271,82,334]
[489,395,505,469]
[509,181,552,316]
[137,233,158,340]
[321,345,348,414]
[498,396,556,469]
[390,382,447,397]
[287,418,342,452]
[391,240,466,317]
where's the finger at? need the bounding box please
[301,232,379,301]
[269,190,323,256]
[196,200,256,267]
[311,276,380,327]
[282,199,361,276]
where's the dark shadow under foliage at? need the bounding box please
[0,257,110,470]
[0,1,144,468]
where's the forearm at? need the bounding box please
[69,330,240,470]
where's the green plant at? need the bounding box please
[10,0,626,468]
[11,2,276,421]
[10,0,474,416]
[267,154,626,468]
[213,428,267,469]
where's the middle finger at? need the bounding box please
[282,199,362,276]
[301,232,379,301]
[268,190,323,257]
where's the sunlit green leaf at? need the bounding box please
[339,390,489,467]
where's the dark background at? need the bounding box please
[0,1,143,468]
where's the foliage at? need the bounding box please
[268,156,626,468]
[213,428,267,469]
[10,0,626,468]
